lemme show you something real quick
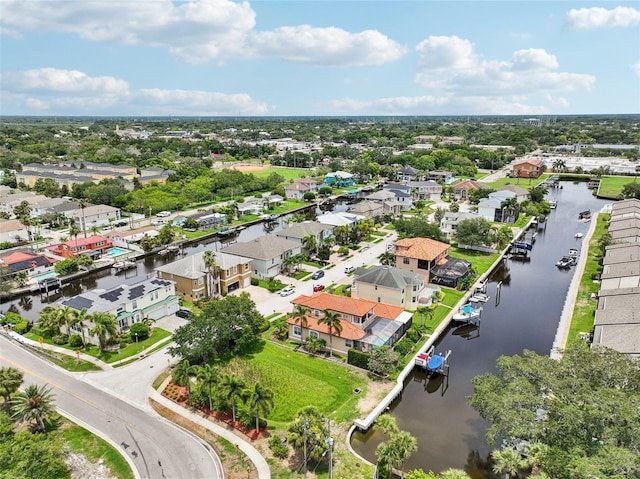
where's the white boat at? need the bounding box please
[575,232,584,239]
[469,292,490,303]
[556,256,572,268]
[549,198,557,209]
[452,304,482,323]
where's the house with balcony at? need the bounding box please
[407,180,443,200]
[60,277,179,345]
[511,158,545,178]
[48,235,113,260]
[156,251,252,301]
[383,183,413,210]
[397,165,420,183]
[394,237,450,281]
[477,190,518,223]
[440,211,482,239]
[352,265,439,309]
[428,171,454,184]
[286,292,412,354]
[220,235,301,279]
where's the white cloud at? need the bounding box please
[632,62,640,77]
[249,26,405,66]
[565,6,640,30]
[0,0,404,66]
[0,68,267,115]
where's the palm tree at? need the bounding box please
[334,225,350,245]
[301,235,317,256]
[89,312,118,353]
[522,441,549,476]
[389,431,418,477]
[246,383,274,434]
[58,305,79,336]
[318,309,343,357]
[378,251,395,266]
[90,225,100,236]
[78,199,88,238]
[287,304,310,340]
[376,440,399,479]
[172,359,197,396]
[552,159,566,173]
[219,373,247,423]
[196,364,218,412]
[0,367,23,404]
[10,383,56,432]
[500,197,519,224]
[375,414,399,441]
[439,469,472,479]
[74,307,90,347]
[491,447,525,479]
[14,271,28,287]
[69,223,81,251]
[203,250,222,298]
[37,306,63,338]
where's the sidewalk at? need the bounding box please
[150,379,270,479]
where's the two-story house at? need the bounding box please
[275,222,335,252]
[407,180,443,201]
[156,251,252,301]
[284,179,318,200]
[63,204,121,231]
[428,171,454,185]
[48,235,113,259]
[477,190,518,223]
[352,265,439,309]
[440,211,481,239]
[365,190,402,216]
[394,237,450,280]
[383,183,413,210]
[325,171,355,187]
[220,235,301,279]
[60,277,180,345]
[0,220,29,244]
[511,158,545,178]
[349,201,384,219]
[397,165,420,183]
[286,292,412,354]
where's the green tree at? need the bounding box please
[433,207,446,224]
[378,250,395,266]
[368,346,399,377]
[10,384,56,432]
[157,223,175,245]
[246,383,274,433]
[37,306,63,338]
[219,373,247,423]
[301,235,317,255]
[287,406,329,464]
[169,293,265,363]
[196,364,218,412]
[203,249,222,298]
[454,217,492,247]
[139,234,157,252]
[390,431,418,478]
[318,309,343,357]
[14,271,28,287]
[491,447,525,479]
[500,197,519,223]
[287,304,310,341]
[0,367,23,404]
[172,359,197,396]
[0,426,70,478]
[89,312,117,353]
[375,414,399,441]
[78,199,88,238]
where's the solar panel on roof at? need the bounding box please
[128,285,146,300]
[99,287,123,302]
[63,296,94,311]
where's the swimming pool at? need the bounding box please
[105,247,130,258]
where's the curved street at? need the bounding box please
[0,335,222,479]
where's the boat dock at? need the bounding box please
[112,259,137,273]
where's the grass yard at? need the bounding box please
[252,167,314,181]
[62,423,134,479]
[229,342,368,427]
[597,175,634,199]
[483,173,550,189]
[448,247,500,276]
[567,214,609,346]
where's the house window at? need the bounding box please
[292,325,302,337]
[403,257,410,265]
[150,290,159,301]
[132,300,137,309]
[375,285,378,290]
[412,297,416,303]
[345,339,353,348]
[308,330,319,339]
[314,310,320,317]
[413,285,417,291]
[378,297,381,302]
[417,259,429,270]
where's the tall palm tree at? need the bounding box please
[10,383,56,432]
[491,447,525,479]
[219,373,247,423]
[172,359,197,396]
[90,225,100,236]
[203,250,222,298]
[301,235,317,256]
[287,304,310,340]
[196,364,218,412]
[246,383,274,434]
[37,306,62,338]
[500,197,519,224]
[318,309,343,357]
[378,251,395,266]
[0,367,23,404]
[78,199,88,238]
[334,225,349,245]
[375,414,399,441]
[69,223,81,251]
[89,312,117,353]
[74,307,90,347]
[58,305,79,336]
[375,440,399,479]
[390,431,418,477]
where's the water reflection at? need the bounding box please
[351,182,610,477]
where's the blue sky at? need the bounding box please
[1,0,639,116]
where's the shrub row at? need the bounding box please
[348,348,371,370]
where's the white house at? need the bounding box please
[440,211,482,239]
[316,211,365,227]
[477,191,517,223]
[63,204,121,231]
[220,235,301,279]
[0,219,29,244]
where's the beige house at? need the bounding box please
[156,251,252,301]
[394,237,450,279]
[352,265,435,309]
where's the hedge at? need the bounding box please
[348,348,371,370]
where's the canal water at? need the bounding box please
[0,201,347,323]
[350,182,611,477]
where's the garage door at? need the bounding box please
[167,301,179,316]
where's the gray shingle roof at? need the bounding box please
[156,251,251,278]
[220,235,299,260]
[354,266,423,289]
[275,221,333,240]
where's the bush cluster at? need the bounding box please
[348,348,371,370]
[268,435,289,459]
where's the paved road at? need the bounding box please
[0,335,222,479]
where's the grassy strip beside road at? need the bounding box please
[62,423,134,479]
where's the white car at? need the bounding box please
[156,211,171,217]
[344,265,355,274]
[279,285,295,296]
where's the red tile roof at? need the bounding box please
[286,315,366,340]
[57,235,111,248]
[394,237,449,261]
[291,292,405,320]
[454,179,484,191]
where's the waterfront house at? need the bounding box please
[352,265,439,309]
[189,212,226,229]
[284,179,318,200]
[0,251,55,278]
[275,221,335,251]
[62,204,121,231]
[477,190,518,223]
[394,237,450,280]
[236,197,265,216]
[220,235,301,279]
[47,235,113,260]
[0,220,29,244]
[453,179,489,201]
[61,277,180,345]
[496,184,530,203]
[440,211,481,239]
[325,171,354,187]
[510,158,545,178]
[316,211,365,227]
[156,251,252,301]
[383,183,413,210]
[287,292,412,354]
[365,190,402,216]
[349,201,384,219]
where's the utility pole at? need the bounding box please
[303,419,308,479]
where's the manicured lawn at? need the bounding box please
[483,173,550,189]
[228,342,367,426]
[597,175,634,199]
[62,423,134,479]
[252,167,314,181]
[448,247,500,276]
[567,214,609,346]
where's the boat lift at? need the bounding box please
[415,345,451,377]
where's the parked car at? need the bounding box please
[311,270,325,280]
[279,285,295,296]
[115,221,128,227]
[344,265,355,274]
[313,284,325,292]
[157,211,171,217]
[176,309,193,319]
